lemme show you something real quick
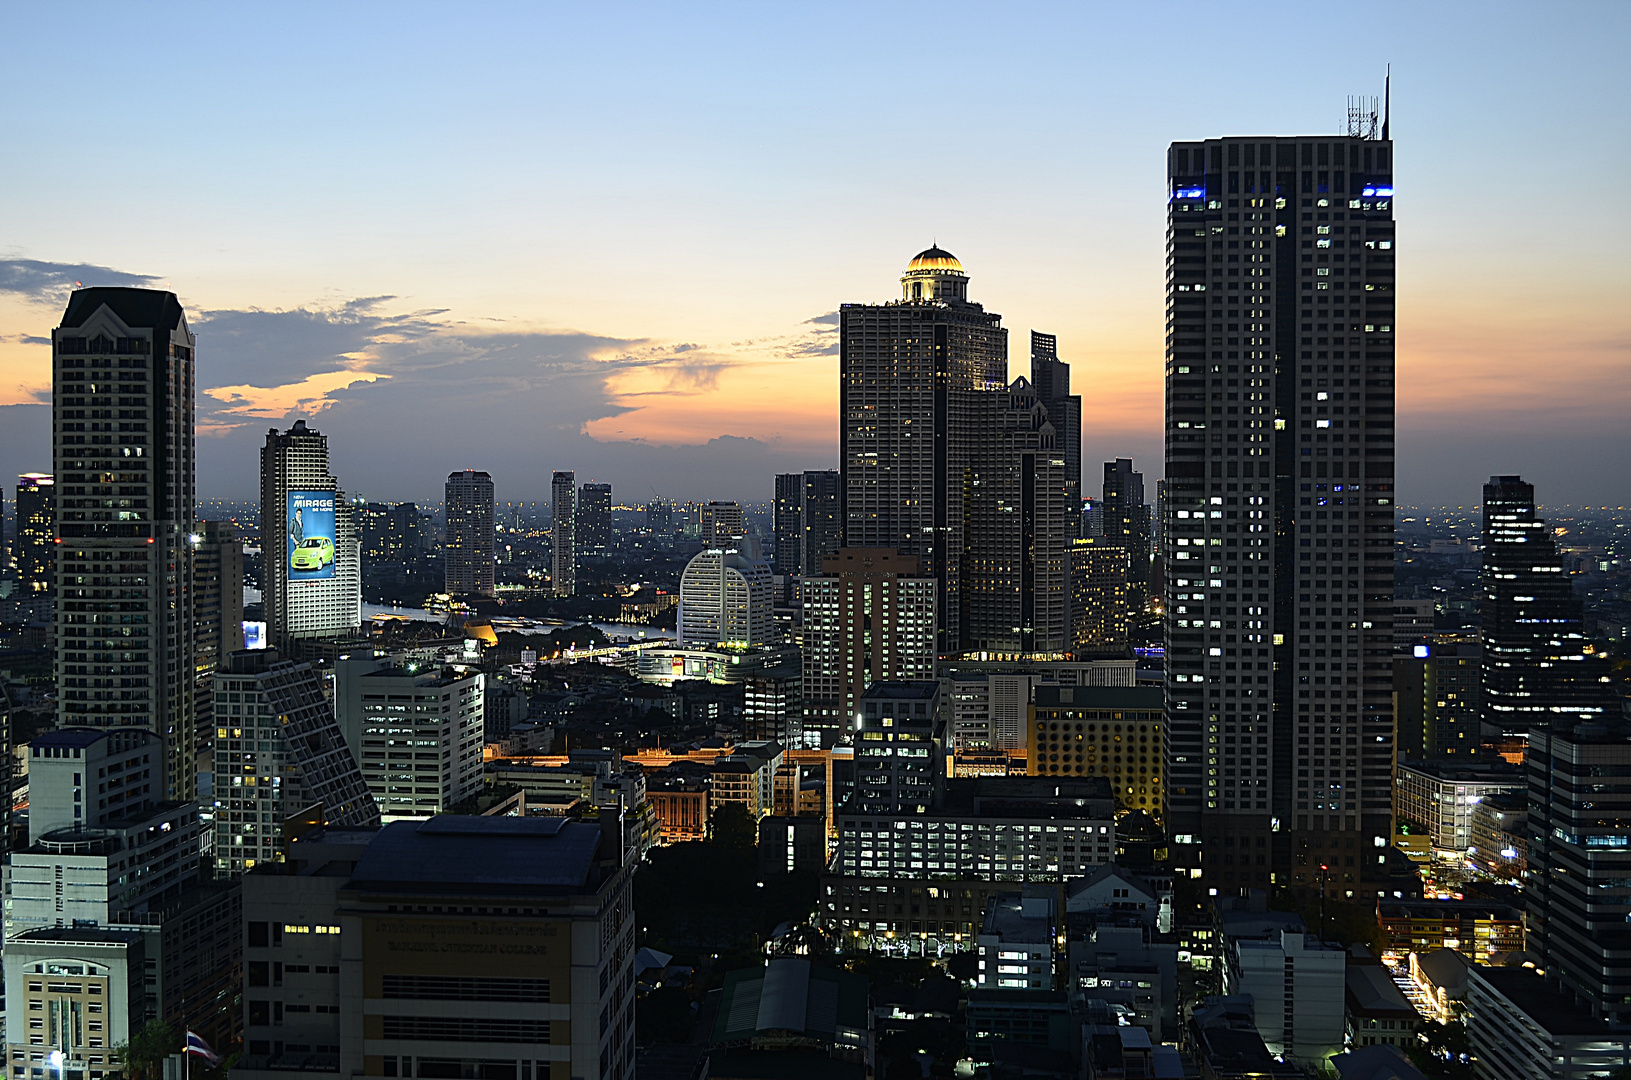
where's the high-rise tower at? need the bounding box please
[444,470,496,597]
[550,470,575,597]
[1102,459,1150,591]
[1480,475,1610,741]
[262,420,362,649]
[52,288,197,800]
[14,473,55,595]
[577,481,612,555]
[839,246,1007,653]
[1030,332,1082,534]
[1163,131,1397,894]
[773,473,803,578]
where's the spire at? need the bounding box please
[1382,64,1391,141]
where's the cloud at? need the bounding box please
[0,259,161,303]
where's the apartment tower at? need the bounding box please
[444,469,496,597]
[262,420,362,650]
[52,288,197,801]
[1029,332,1082,536]
[1163,127,1397,893]
[551,470,575,597]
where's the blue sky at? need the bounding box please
[3,1,1628,505]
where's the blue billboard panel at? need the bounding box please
[287,490,337,581]
[243,621,267,650]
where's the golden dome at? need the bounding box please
[906,244,963,274]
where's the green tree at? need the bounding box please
[115,1020,179,1080]
[709,802,757,854]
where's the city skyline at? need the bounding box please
[3,3,1628,506]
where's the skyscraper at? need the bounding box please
[840,246,1007,653]
[192,518,244,741]
[444,469,496,597]
[1480,475,1610,742]
[52,288,197,801]
[14,473,54,594]
[1163,129,1397,893]
[800,548,937,746]
[1030,332,1082,535]
[578,480,612,554]
[1070,537,1132,653]
[677,544,774,646]
[1102,459,1151,591]
[357,499,420,565]
[773,473,803,578]
[801,469,842,575]
[262,420,362,649]
[699,500,744,546]
[551,470,575,596]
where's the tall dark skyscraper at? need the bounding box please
[1163,129,1397,893]
[1480,475,1610,741]
[444,469,496,597]
[1102,458,1150,589]
[773,473,803,577]
[52,288,197,801]
[1030,332,1082,535]
[801,469,842,576]
[840,246,1007,653]
[577,481,612,555]
[14,473,55,594]
[550,470,575,597]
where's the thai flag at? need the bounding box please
[184,1032,220,1067]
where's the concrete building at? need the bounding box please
[335,656,484,821]
[210,650,378,875]
[677,545,774,647]
[1029,332,1082,539]
[1376,901,1523,965]
[743,665,801,746]
[1392,596,1435,654]
[799,548,936,746]
[577,481,611,555]
[698,500,743,546]
[1029,685,1166,821]
[1101,459,1150,595]
[1225,930,1346,1062]
[193,519,246,684]
[851,682,944,815]
[262,421,362,653]
[977,887,1056,990]
[1393,758,1521,853]
[236,815,637,1080]
[3,928,146,1080]
[1163,133,1398,894]
[1468,791,1526,880]
[947,670,1035,752]
[445,469,496,597]
[1394,633,1482,758]
[14,472,54,595]
[53,288,198,802]
[1467,965,1631,1080]
[772,473,803,580]
[1345,960,1423,1050]
[357,499,420,565]
[1070,538,1132,653]
[1066,913,1179,1040]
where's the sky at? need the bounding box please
[2,1,1628,508]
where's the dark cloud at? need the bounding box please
[0,259,161,302]
[192,300,451,388]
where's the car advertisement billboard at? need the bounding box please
[287,490,337,581]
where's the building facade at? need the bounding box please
[262,421,362,652]
[550,470,574,597]
[336,657,485,821]
[698,501,743,546]
[1069,538,1132,653]
[577,481,612,555]
[676,545,774,647]
[1029,685,1166,821]
[1393,759,1521,853]
[1163,131,1398,894]
[53,288,198,802]
[14,472,54,594]
[1102,459,1150,591]
[445,470,496,597]
[1029,332,1082,538]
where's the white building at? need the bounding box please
[677,544,774,646]
[1394,759,1522,853]
[1468,965,1631,1080]
[335,655,485,821]
[977,888,1056,990]
[261,420,362,649]
[1226,930,1346,1062]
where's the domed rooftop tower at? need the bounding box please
[901,244,968,302]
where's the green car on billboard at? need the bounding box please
[290,536,335,571]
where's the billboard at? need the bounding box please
[242,621,268,650]
[287,490,337,582]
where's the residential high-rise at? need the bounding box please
[444,469,496,597]
[1163,130,1397,893]
[1393,633,1482,758]
[646,498,674,536]
[801,469,842,575]
[551,469,575,596]
[1102,459,1151,591]
[262,421,362,651]
[192,519,245,749]
[677,544,774,646]
[578,481,612,554]
[1069,537,1132,653]
[840,246,1007,653]
[14,473,54,594]
[1526,719,1631,1023]
[773,473,804,578]
[962,376,1069,653]
[800,548,937,746]
[1480,475,1610,742]
[1030,332,1082,535]
[699,499,744,546]
[357,499,419,564]
[53,288,197,802]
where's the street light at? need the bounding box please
[48,1050,64,1080]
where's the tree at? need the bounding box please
[115,1020,179,1080]
[709,802,757,854]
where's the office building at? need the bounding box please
[193,519,245,738]
[445,469,496,597]
[4,928,146,1080]
[743,665,801,746]
[1466,966,1631,1080]
[1102,459,1151,591]
[773,473,804,578]
[53,288,198,802]
[357,499,419,564]
[1469,791,1527,879]
[977,887,1057,990]
[1393,758,1521,853]
[699,500,744,546]
[1029,685,1166,820]
[1030,332,1082,537]
[677,544,774,646]
[550,469,574,597]
[1481,476,1611,741]
[1393,595,1436,653]
[852,682,944,815]
[1163,130,1398,892]
[961,376,1070,654]
[799,548,937,746]
[801,469,842,576]
[1394,633,1482,758]
[947,671,1035,753]
[262,421,362,651]
[1376,900,1523,965]
[14,473,54,594]
[236,814,636,1080]
[839,247,1007,654]
[645,497,674,536]
[578,481,612,554]
[1527,719,1631,1023]
[210,649,379,875]
[335,656,485,821]
[1070,538,1133,653]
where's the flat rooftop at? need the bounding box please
[1474,966,1629,1037]
[347,815,605,895]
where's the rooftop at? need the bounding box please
[1033,685,1165,711]
[60,287,185,332]
[1473,966,1630,1037]
[712,958,868,1046]
[1346,964,1421,1019]
[860,681,940,701]
[346,815,606,895]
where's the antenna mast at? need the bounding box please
[1383,64,1391,141]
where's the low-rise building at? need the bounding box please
[647,769,709,843]
[1467,965,1631,1080]
[977,887,1056,990]
[1066,914,1178,1041]
[1377,901,1524,965]
[1468,792,1526,880]
[1225,931,1346,1063]
[1409,948,1471,1022]
[1393,759,1522,854]
[1345,959,1423,1049]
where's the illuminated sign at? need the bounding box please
[243,621,268,650]
[287,491,337,581]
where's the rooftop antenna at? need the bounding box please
[1346,95,1380,140]
[1383,64,1391,141]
